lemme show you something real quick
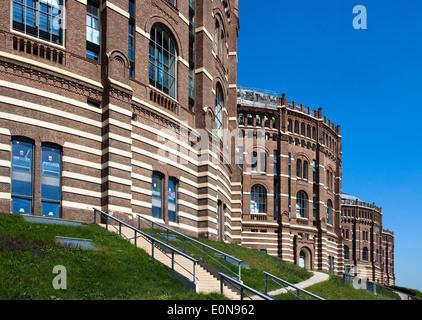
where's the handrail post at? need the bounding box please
[171,251,174,270]
[194,261,197,284]
[202,245,205,262]
[265,274,268,294]
[167,229,169,244]
[152,238,154,259]
[238,262,241,281]
[134,230,137,247]
[152,222,154,237]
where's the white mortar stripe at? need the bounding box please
[0,96,101,128]
[0,112,101,141]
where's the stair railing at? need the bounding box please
[136,213,243,281]
[93,209,198,287]
[218,273,275,300]
[263,272,325,300]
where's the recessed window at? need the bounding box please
[152,172,164,219]
[41,145,61,218]
[12,0,64,45]
[168,177,178,223]
[11,139,34,214]
[214,83,223,139]
[149,24,177,98]
[327,199,333,225]
[86,0,100,61]
[250,185,267,214]
[296,190,308,218]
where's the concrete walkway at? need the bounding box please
[266,271,330,296]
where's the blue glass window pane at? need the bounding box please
[152,173,163,219]
[12,197,31,214]
[42,202,59,218]
[168,179,177,222]
[11,140,33,198]
[41,184,60,201]
[11,180,32,197]
[41,146,61,202]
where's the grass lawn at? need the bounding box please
[0,213,227,300]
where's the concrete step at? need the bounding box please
[98,223,240,300]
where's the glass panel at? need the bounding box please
[152,173,163,219]
[42,202,60,218]
[41,146,61,202]
[11,140,33,198]
[168,179,177,222]
[12,197,31,214]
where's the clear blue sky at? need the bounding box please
[237,0,422,291]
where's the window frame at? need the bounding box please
[11,138,34,214]
[296,190,308,219]
[214,83,224,139]
[12,0,65,46]
[149,24,177,99]
[250,184,267,214]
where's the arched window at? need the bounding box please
[301,122,305,136]
[294,120,299,134]
[149,24,177,98]
[250,185,267,214]
[344,246,349,260]
[215,20,219,55]
[327,199,333,225]
[214,83,224,139]
[256,114,261,127]
[152,171,164,219]
[307,124,311,138]
[272,117,277,129]
[287,119,292,132]
[11,138,34,214]
[238,113,244,125]
[363,247,369,261]
[168,177,178,223]
[312,127,316,140]
[303,160,308,180]
[247,113,253,126]
[296,191,308,218]
[296,159,302,178]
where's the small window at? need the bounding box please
[251,151,257,172]
[303,161,308,180]
[294,120,299,134]
[247,114,253,126]
[239,113,244,125]
[256,114,261,127]
[214,83,224,139]
[344,246,349,260]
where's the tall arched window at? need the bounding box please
[363,247,369,261]
[250,185,267,214]
[294,120,299,134]
[239,113,244,125]
[214,83,224,139]
[307,124,311,138]
[149,24,177,98]
[287,119,292,132]
[168,177,178,223]
[296,191,308,218]
[152,171,164,219]
[344,245,350,260]
[301,122,305,136]
[296,159,302,178]
[303,160,308,180]
[327,199,333,225]
[215,19,219,55]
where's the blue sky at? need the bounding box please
[237,0,422,291]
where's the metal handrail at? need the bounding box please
[93,209,199,285]
[137,214,243,280]
[343,273,422,300]
[218,273,275,300]
[263,272,325,300]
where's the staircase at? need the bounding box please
[98,222,240,300]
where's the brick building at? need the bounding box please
[0,0,394,285]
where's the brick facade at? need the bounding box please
[0,0,394,285]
